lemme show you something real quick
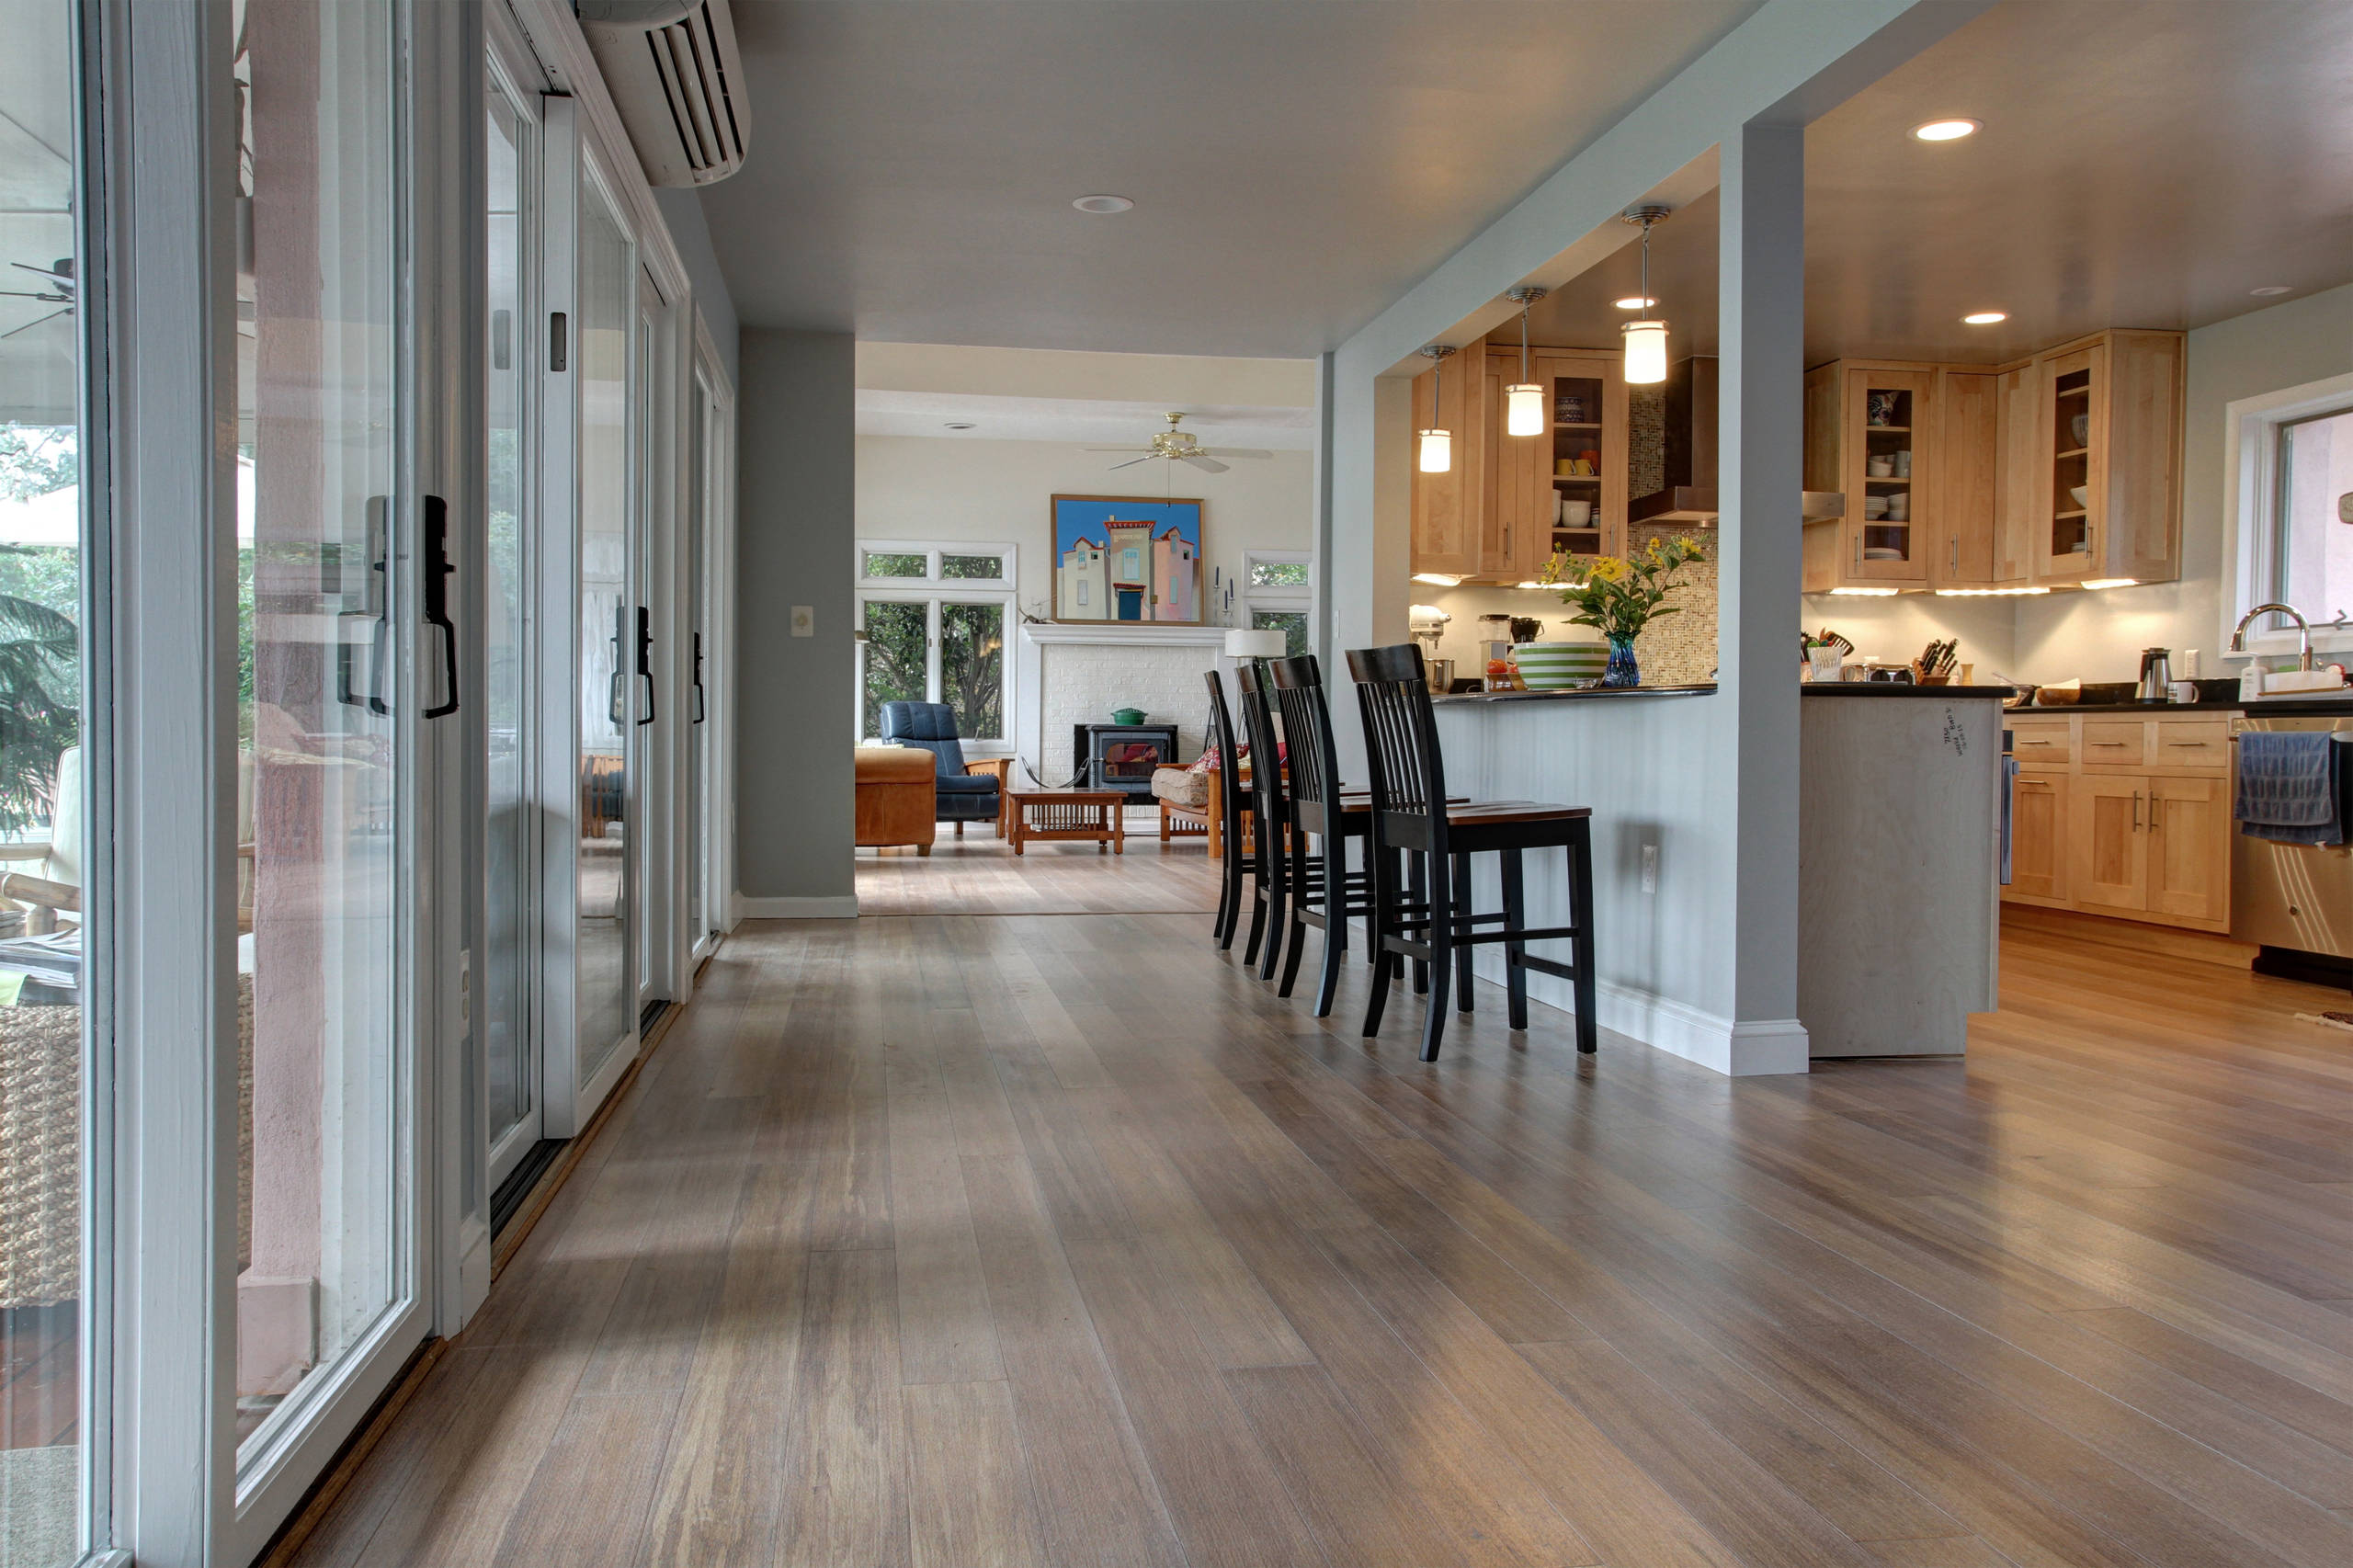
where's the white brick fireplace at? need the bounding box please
[1016,622,1233,788]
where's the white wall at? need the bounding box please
[1798,589,2019,681]
[856,435,1313,622]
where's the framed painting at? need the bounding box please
[1051,494,1203,624]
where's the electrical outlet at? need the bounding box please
[1641,843,1659,894]
[2182,649,2200,678]
[790,605,814,638]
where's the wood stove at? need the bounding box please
[1073,722,1179,797]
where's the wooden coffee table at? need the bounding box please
[1006,790,1126,856]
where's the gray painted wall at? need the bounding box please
[654,187,741,389]
[736,328,856,908]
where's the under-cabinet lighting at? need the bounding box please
[1911,119,1980,142]
[1935,585,2050,597]
[1515,581,1546,589]
[1411,573,1466,586]
[1827,586,1900,597]
[2081,578,2139,590]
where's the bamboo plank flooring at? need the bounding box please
[287,875,2353,1568]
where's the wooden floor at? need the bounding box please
[285,901,2353,1568]
[854,810,1222,916]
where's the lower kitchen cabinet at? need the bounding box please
[2009,770,2068,901]
[2002,714,2232,932]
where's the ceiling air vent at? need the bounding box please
[576,0,750,187]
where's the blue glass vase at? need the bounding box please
[1601,634,1641,688]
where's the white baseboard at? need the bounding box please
[735,894,859,920]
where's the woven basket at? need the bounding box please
[0,974,255,1310]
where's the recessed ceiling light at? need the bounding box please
[943,421,976,430]
[1612,296,1657,311]
[1072,194,1133,214]
[2251,285,2292,297]
[1911,118,1980,142]
[1962,311,2007,325]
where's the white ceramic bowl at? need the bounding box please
[1863,496,1889,518]
[2069,484,2088,508]
[1512,641,1609,690]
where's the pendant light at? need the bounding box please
[1417,345,1457,472]
[1504,286,1548,437]
[1620,204,1672,385]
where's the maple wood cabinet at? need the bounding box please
[1410,335,1628,583]
[1802,328,2183,594]
[2000,713,2232,932]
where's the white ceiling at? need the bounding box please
[1496,1,2353,367]
[856,390,1313,448]
[697,0,1761,355]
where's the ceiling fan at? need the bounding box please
[1088,411,1271,474]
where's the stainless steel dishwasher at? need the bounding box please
[2231,711,2353,957]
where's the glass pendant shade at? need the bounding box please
[1417,427,1452,472]
[1622,319,1669,384]
[1506,383,1545,437]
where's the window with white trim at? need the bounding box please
[856,540,1016,744]
[2228,373,2353,657]
[1243,551,1313,658]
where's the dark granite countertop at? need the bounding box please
[2013,695,2353,717]
[1432,682,1716,705]
[1803,684,2015,699]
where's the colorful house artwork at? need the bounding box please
[1051,495,1202,623]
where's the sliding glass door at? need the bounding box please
[0,1,103,1559]
[484,68,540,1189]
[568,162,638,1107]
[231,0,419,1507]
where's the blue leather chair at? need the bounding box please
[880,701,1003,834]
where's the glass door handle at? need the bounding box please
[635,605,655,725]
[609,602,627,729]
[421,495,459,719]
[340,495,392,713]
[690,631,707,724]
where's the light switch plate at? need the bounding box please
[790,605,813,638]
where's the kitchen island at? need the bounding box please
[1427,681,2008,1070]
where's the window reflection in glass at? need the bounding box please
[233,0,404,1461]
[0,0,91,1557]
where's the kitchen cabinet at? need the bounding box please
[2069,774,2149,915]
[1411,335,1627,583]
[2000,711,2231,932]
[1801,327,2183,595]
[1802,361,1933,589]
[2009,769,2069,903]
[2029,329,2185,586]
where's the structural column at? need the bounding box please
[1709,119,1810,1073]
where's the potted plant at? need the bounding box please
[1535,535,1706,688]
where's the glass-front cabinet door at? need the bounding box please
[1844,366,1931,583]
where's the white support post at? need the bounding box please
[1711,119,1811,1074]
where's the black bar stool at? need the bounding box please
[1233,661,1291,981]
[1201,668,1259,953]
[1267,653,1381,1016]
[1347,642,1599,1062]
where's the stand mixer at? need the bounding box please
[1409,604,1453,692]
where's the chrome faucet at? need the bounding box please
[2231,601,2316,671]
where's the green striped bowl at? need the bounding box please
[1512,641,1609,689]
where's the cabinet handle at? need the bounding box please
[2133,790,2142,829]
[1950,538,1958,571]
[2090,740,2127,746]
[1854,530,1861,566]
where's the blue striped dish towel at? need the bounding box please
[2235,731,2343,845]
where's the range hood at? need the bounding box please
[1628,356,1844,524]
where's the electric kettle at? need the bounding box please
[2137,647,2173,703]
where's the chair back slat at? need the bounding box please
[1203,669,1248,850]
[1268,653,1340,835]
[1233,660,1289,838]
[1345,642,1448,856]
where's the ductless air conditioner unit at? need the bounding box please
[576,0,750,187]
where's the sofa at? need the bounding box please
[856,744,938,853]
[879,701,1004,834]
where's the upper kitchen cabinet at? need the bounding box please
[1802,361,1934,589]
[2029,329,2185,586]
[1411,335,1627,583]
